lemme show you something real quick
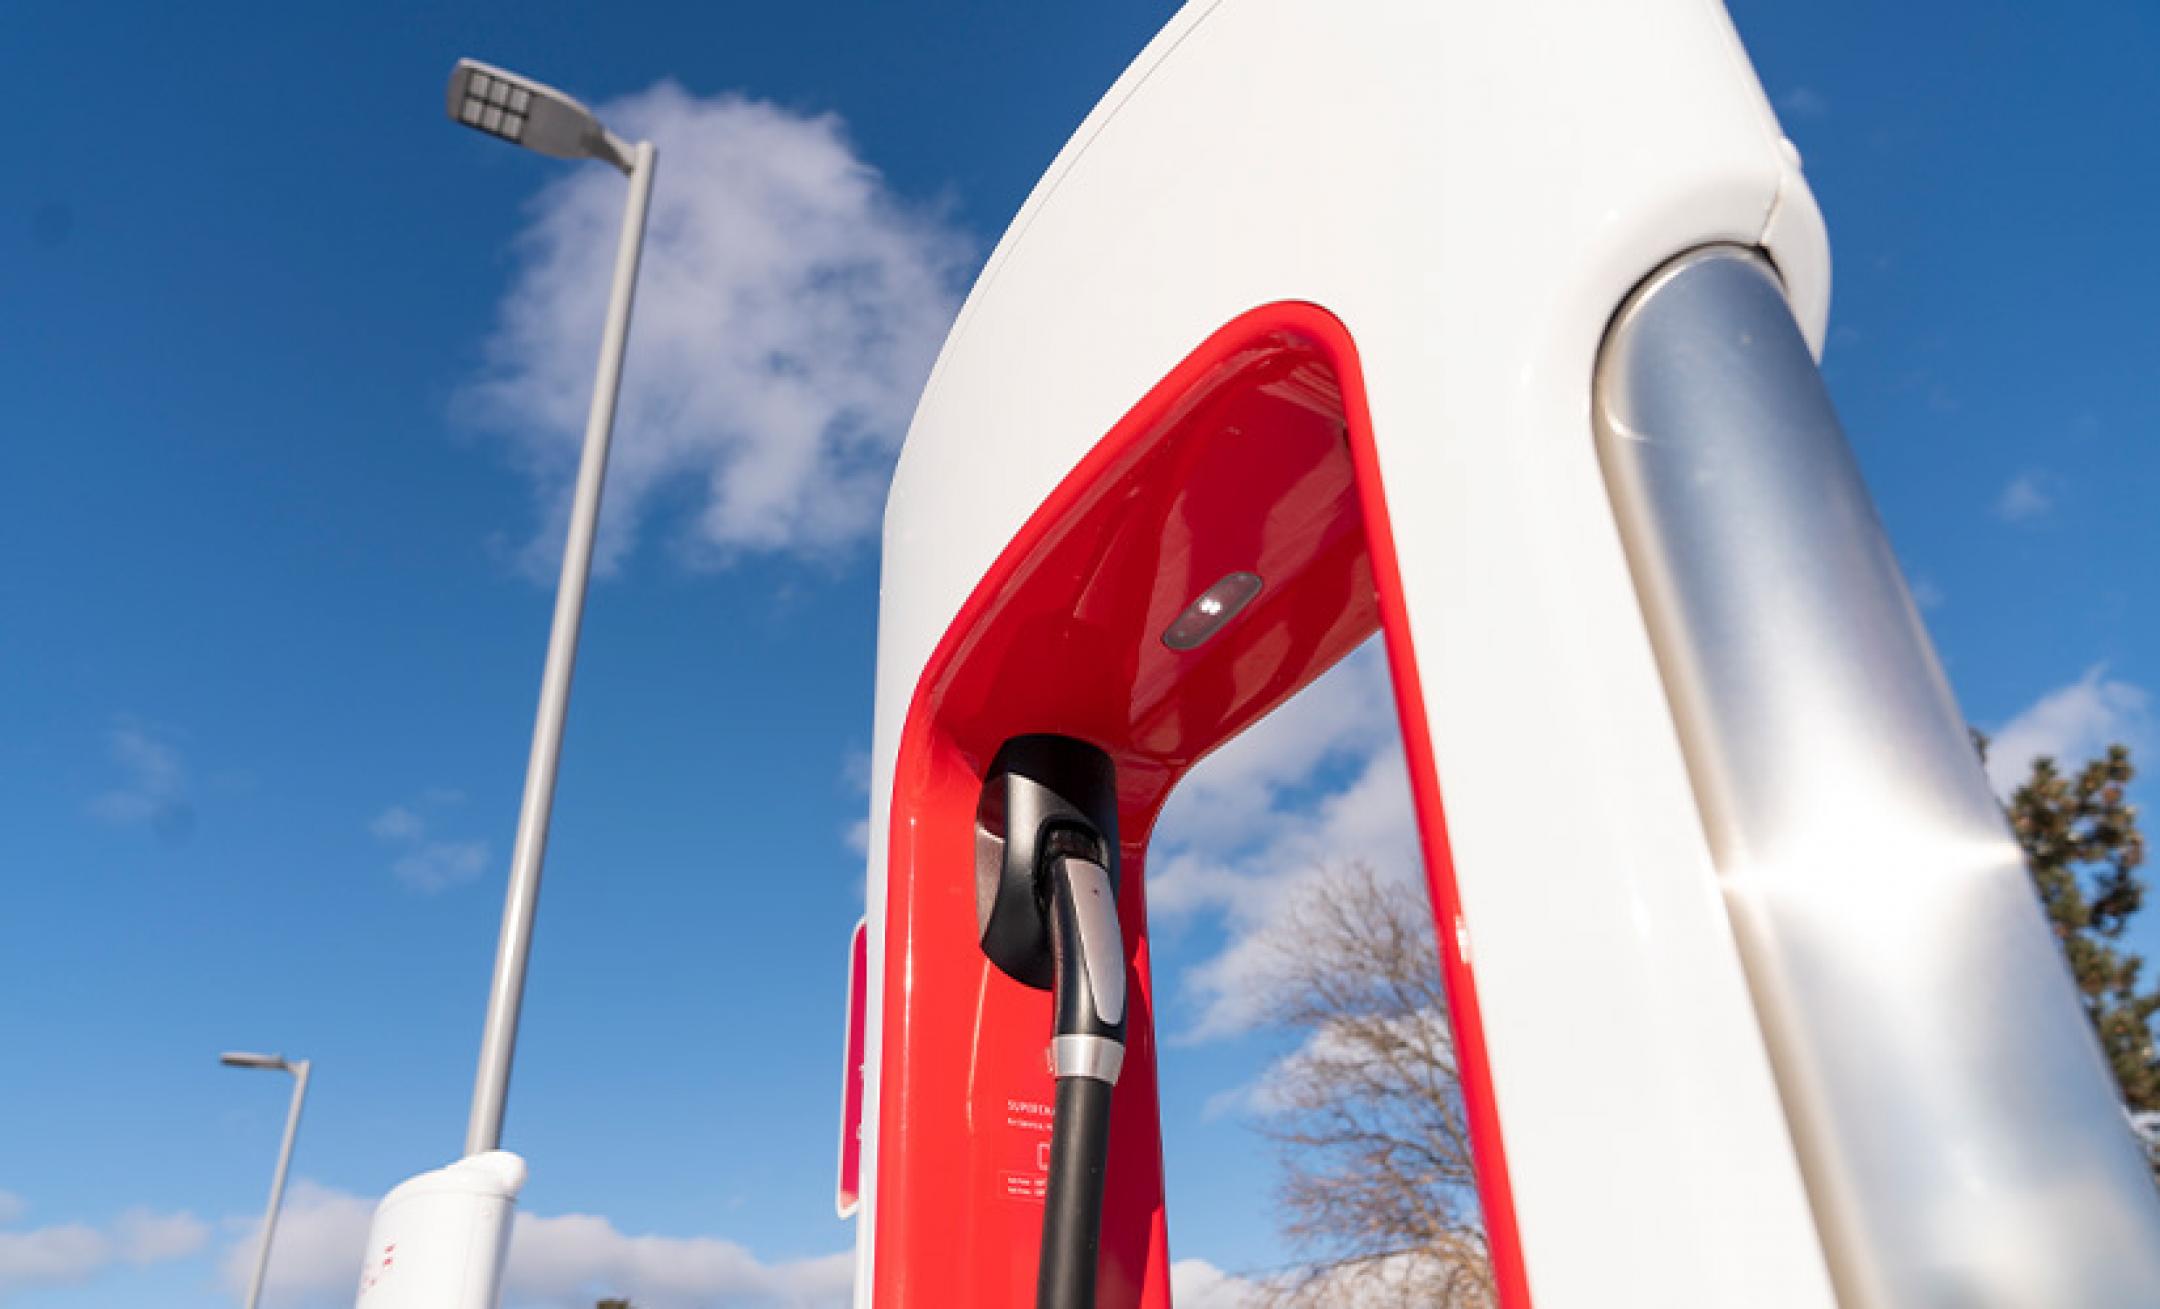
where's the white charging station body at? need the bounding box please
[353,1151,525,1309]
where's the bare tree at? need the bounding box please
[1254,861,1492,1307]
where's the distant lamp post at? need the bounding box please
[445,58,659,1159]
[221,1051,311,1309]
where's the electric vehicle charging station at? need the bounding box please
[354,1152,526,1309]
[849,1,2160,1306]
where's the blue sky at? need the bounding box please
[2,2,2156,1305]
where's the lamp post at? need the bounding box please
[221,1051,310,1309]
[445,58,658,1158]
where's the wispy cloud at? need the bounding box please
[506,1211,852,1309]
[0,1197,207,1297]
[217,1180,852,1309]
[1149,643,1423,1041]
[113,1209,210,1263]
[1985,666,2152,797]
[463,83,971,578]
[367,804,426,843]
[0,1223,111,1296]
[87,721,195,841]
[214,1182,371,1308]
[1171,1258,1267,1307]
[369,793,491,893]
[1205,1004,1454,1124]
[389,841,491,892]
[841,746,872,857]
[1778,86,1831,120]
[1176,1251,1486,1307]
[1995,471,2057,523]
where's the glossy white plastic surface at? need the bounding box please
[860,1,1836,1305]
[353,1152,525,1309]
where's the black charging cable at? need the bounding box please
[1037,833,1126,1309]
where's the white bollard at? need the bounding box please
[354,1152,526,1309]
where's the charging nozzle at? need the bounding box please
[972,735,1127,1309]
[1046,850,1127,1084]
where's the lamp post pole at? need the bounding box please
[444,59,658,1158]
[222,1052,310,1309]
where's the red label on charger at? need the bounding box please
[836,920,867,1217]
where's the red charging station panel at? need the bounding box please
[872,305,1523,1308]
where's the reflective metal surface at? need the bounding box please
[1051,1035,1126,1086]
[1596,246,2160,1307]
[1060,858,1128,1027]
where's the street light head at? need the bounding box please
[220,1051,286,1070]
[447,59,629,171]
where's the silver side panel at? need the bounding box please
[1595,246,2160,1307]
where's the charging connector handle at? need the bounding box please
[1039,852,1126,1309]
[1048,854,1125,1069]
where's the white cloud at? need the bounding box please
[1995,471,2056,522]
[368,804,425,842]
[1176,747,1420,1041]
[463,82,971,577]
[87,721,194,839]
[217,1180,373,1306]
[113,1208,211,1263]
[1985,666,2152,797]
[390,840,493,892]
[0,1199,206,1297]
[1778,87,1830,120]
[1149,644,1397,872]
[219,1181,851,1309]
[505,1212,852,1309]
[1208,1005,1454,1123]
[370,795,491,893]
[1171,1257,1267,1307]
[1149,642,1425,1041]
[841,747,872,857]
[0,1223,108,1296]
[1176,1252,1487,1308]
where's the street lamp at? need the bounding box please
[221,1051,310,1309]
[445,58,659,1158]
